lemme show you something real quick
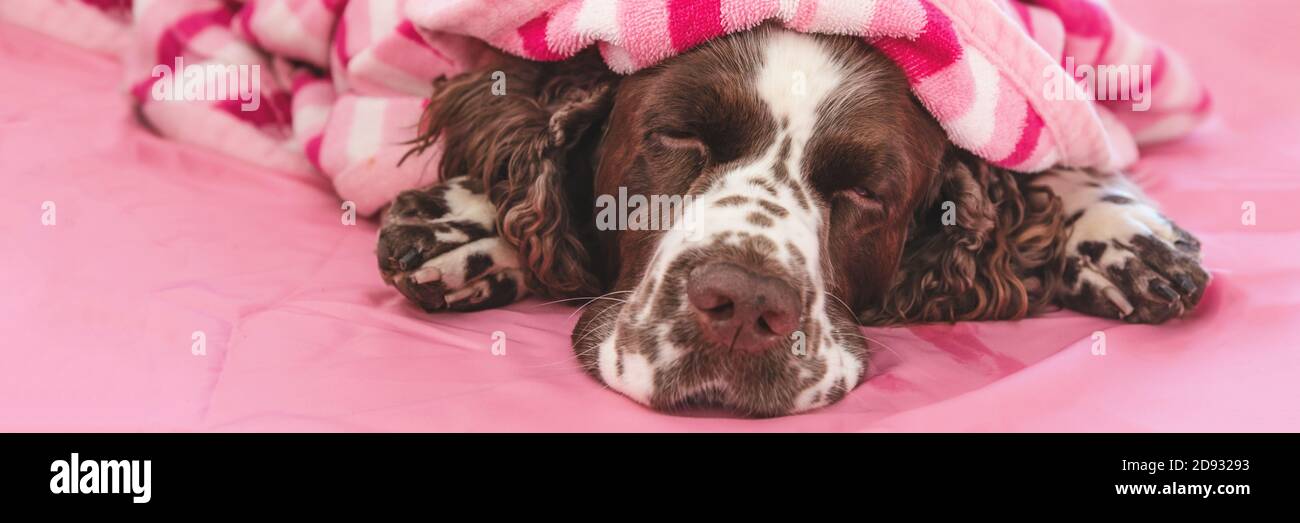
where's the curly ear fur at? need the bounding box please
[861,149,1069,325]
[406,52,617,299]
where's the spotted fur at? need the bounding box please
[378,27,1210,417]
[377,177,528,312]
[1030,168,1209,323]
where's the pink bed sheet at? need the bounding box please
[2,0,1298,432]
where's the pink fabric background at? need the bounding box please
[2,0,1297,431]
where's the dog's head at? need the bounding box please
[415,27,1062,416]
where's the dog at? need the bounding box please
[376,26,1209,417]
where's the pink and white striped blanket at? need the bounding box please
[1,0,1209,216]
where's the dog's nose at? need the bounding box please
[686,262,801,352]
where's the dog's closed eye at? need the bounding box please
[647,130,710,169]
[649,129,707,150]
[835,186,886,220]
[846,186,878,202]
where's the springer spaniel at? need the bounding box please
[376,27,1209,417]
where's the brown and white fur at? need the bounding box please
[376,27,1209,417]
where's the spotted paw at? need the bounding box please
[376,178,527,312]
[1059,196,1209,323]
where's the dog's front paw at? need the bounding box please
[1059,196,1209,323]
[376,179,527,312]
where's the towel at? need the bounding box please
[408,0,1212,173]
[1,0,1210,216]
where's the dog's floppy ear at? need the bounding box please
[863,149,1068,324]
[407,51,618,299]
